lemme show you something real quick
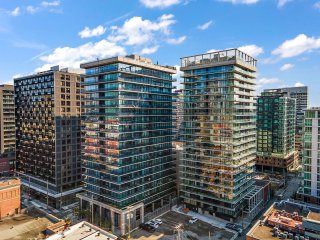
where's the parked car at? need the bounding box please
[225,223,243,233]
[154,218,162,225]
[147,220,159,229]
[149,222,159,229]
[139,223,156,232]
[189,217,198,224]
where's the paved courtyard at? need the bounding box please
[131,211,235,240]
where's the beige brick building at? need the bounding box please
[0,84,15,174]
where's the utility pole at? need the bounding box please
[28,175,30,202]
[60,185,63,210]
[241,205,244,228]
[46,178,49,210]
[91,195,94,224]
[174,223,183,240]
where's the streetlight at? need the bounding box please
[173,223,183,240]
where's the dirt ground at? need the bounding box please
[0,210,53,240]
[131,211,235,240]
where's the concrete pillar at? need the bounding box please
[120,212,126,236]
[141,206,145,223]
[99,206,102,226]
[79,198,82,211]
[161,199,164,207]
[152,203,155,212]
[110,210,115,233]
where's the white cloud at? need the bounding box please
[10,7,20,16]
[257,78,281,85]
[37,14,182,70]
[277,0,292,8]
[140,45,159,55]
[272,34,320,58]
[314,1,320,9]
[294,82,305,87]
[79,25,106,38]
[41,1,60,7]
[218,0,259,4]
[108,14,176,46]
[167,36,186,45]
[256,77,281,89]
[0,80,14,85]
[12,74,23,79]
[207,49,220,53]
[26,6,40,14]
[26,1,60,14]
[280,63,294,71]
[36,40,126,72]
[238,44,264,57]
[140,0,181,8]
[197,20,213,30]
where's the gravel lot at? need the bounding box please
[0,210,53,240]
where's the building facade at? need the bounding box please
[0,178,20,219]
[14,66,84,208]
[256,91,297,173]
[0,85,15,175]
[297,108,320,204]
[264,87,308,133]
[173,89,183,140]
[180,49,257,219]
[264,87,309,162]
[78,55,176,235]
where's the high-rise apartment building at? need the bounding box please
[0,85,15,174]
[180,49,257,219]
[264,87,308,132]
[264,87,308,161]
[173,89,183,140]
[78,55,176,234]
[14,66,84,208]
[297,108,320,204]
[256,91,296,173]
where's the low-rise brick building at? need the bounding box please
[0,178,21,219]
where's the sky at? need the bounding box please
[0,0,319,105]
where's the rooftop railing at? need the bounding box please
[181,49,257,68]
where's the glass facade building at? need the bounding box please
[180,49,257,219]
[14,67,84,208]
[264,87,309,163]
[256,91,296,173]
[264,87,308,133]
[297,108,320,204]
[78,55,176,235]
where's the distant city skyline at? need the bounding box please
[0,0,320,105]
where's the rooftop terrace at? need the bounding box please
[46,221,117,240]
[180,48,257,69]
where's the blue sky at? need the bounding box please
[0,0,319,105]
